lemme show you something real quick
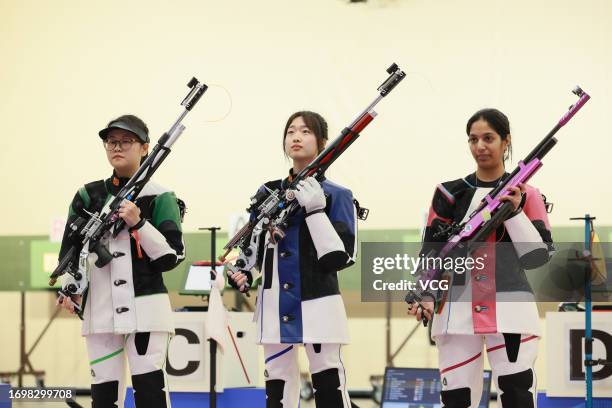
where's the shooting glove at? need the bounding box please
[294,177,326,214]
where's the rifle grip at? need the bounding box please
[93,241,114,268]
[470,201,515,245]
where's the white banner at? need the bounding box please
[167,311,259,392]
[546,311,612,397]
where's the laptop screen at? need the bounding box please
[381,367,491,408]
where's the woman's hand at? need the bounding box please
[58,294,82,314]
[118,200,142,227]
[499,183,525,211]
[228,270,253,293]
[407,300,434,323]
[231,272,248,291]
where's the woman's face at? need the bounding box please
[284,116,319,162]
[104,129,148,174]
[468,119,510,170]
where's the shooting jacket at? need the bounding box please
[421,173,554,338]
[59,173,184,335]
[251,175,357,344]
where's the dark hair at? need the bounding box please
[466,108,512,162]
[283,111,328,156]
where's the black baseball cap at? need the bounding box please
[98,114,150,143]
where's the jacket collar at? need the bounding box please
[465,171,509,189]
[105,170,131,195]
[282,168,326,189]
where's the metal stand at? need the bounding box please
[385,290,424,366]
[205,227,220,408]
[0,292,89,407]
[0,291,59,387]
[570,214,611,407]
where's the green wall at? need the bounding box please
[1,226,610,292]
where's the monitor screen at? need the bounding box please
[182,264,214,293]
[381,367,491,408]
